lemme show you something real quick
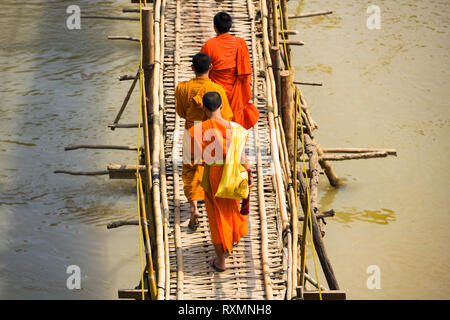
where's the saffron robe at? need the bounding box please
[189,120,248,253]
[175,77,233,201]
[201,33,259,130]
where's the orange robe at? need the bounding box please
[201,33,259,130]
[189,120,248,253]
[175,77,233,201]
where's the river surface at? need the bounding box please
[0,0,448,299]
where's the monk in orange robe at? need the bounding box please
[200,12,259,130]
[176,52,233,231]
[189,92,253,272]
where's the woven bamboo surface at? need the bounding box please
[162,0,287,300]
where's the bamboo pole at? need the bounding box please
[247,0,273,300]
[107,36,140,42]
[108,123,143,129]
[322,148,397,156]
[270,47,282,113]
[140,55,156,288]
[112,69,140,127]
[151,0,165,301]
[303,134,339,290]
[53,170,108,176]
[64,145,140,151]
[262,0,293,299]
[173,0,184,300]
[280,70,296,171]
[280,0,291,67]
[141,8,154,105]
[119,74,136,81]
[158,0,170,300]
[271,0,279,47]
[292,78,299,297]
[297,86,318,130]
[138,174,158,300]
[81,15,139,21]
[298,210,335,221]
[294,81,322,86]
[321,152,388,161]
[288,11,333,19]
[314,141,340,187]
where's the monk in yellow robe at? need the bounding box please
[188,91,253,272]
[200,12,259,130]
[175,52,233,231]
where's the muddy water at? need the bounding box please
[0,0,448,299]
[289,0,449,299]
[0,0,142,299]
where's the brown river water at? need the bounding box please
[0,0,448,299]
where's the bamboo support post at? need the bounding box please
[138,175,158,300]
[283,40,304,46]
[304,134,340,290]
[173,0,184,300]
[141,8,154,105]
[298,209,335,221]
[271,0,279,47]
[289,11,333,19]
[64,145,140,151]
[150,0,165,301]
[314,141,340,187]
[81,15,139,21]
[119,74,136,81]
[322,148,397,156]
[53,170,108,176]
[107,36,140,42]
[295,81,322,86]
[270,47,282,113]
[247,0,272,299]
[321,152,389,161]
[123,8,140,13]
[108,123,143,129]
[280,70,296,171]
[280,0,292,67]
[263,0,294,299]
[107,220,140,229]
[159,0,170,300]
[111,69,140,128]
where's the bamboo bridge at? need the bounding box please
[56,0,396,300]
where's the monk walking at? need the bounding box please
[201,12,259,130]
[175,52,233,231]
[189,92,253,272]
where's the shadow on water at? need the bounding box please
[0,0,142,298]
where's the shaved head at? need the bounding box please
[214,12,232,33]
[203,91,222,112]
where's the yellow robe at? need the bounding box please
[175,76,233,201]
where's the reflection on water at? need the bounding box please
[334,208,396,226]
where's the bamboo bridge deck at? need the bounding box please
[163,0,285,300]
[56,0,397,300]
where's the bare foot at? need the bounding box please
[188,201,201,231]
[209,258,225,272]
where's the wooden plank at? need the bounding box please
[107,164,146,179]
[118,289,148,300]
[302,290,346,300]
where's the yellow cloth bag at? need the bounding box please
[214,122,249,199]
